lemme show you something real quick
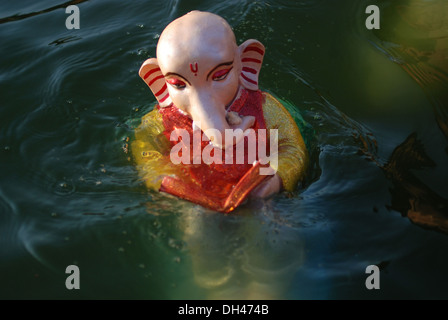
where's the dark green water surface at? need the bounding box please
[1,0,448,299]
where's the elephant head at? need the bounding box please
[139,11,265,149]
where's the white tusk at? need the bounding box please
[192,120,202,132]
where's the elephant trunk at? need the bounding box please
[190,97,254,150]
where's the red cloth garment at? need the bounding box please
[158,89,269,213]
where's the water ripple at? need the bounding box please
[0,0,89,25]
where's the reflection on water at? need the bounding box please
[178,206,304,299]
[372,0,448,137]
[365,0,448,234]
[384,133,448,234]
[395,1,448,143]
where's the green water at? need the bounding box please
[1,0,447,299]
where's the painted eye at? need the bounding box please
[166,78,186,89]
[212,68,231,81]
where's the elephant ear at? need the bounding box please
[139,58,172,107]
[238,40,265,91]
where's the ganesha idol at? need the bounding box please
[132,11,309,213]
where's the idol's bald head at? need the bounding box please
[156,11,238,71]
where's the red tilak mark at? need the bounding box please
[242,58,262,64]
[148,75,165,86]
[143,67,161,80]
[190,62,198,74]
[155,83,167,97]
[243,46,265,56]
[241,73,257,85]
[159,93,170,103]
[242,67,257,74]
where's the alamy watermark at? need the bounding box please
[65,5,80,30]
[169,124,278,176]
[365,265,380,290]
[65,265,80,290]
[64,6,379,32]
[365,5,380,30]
